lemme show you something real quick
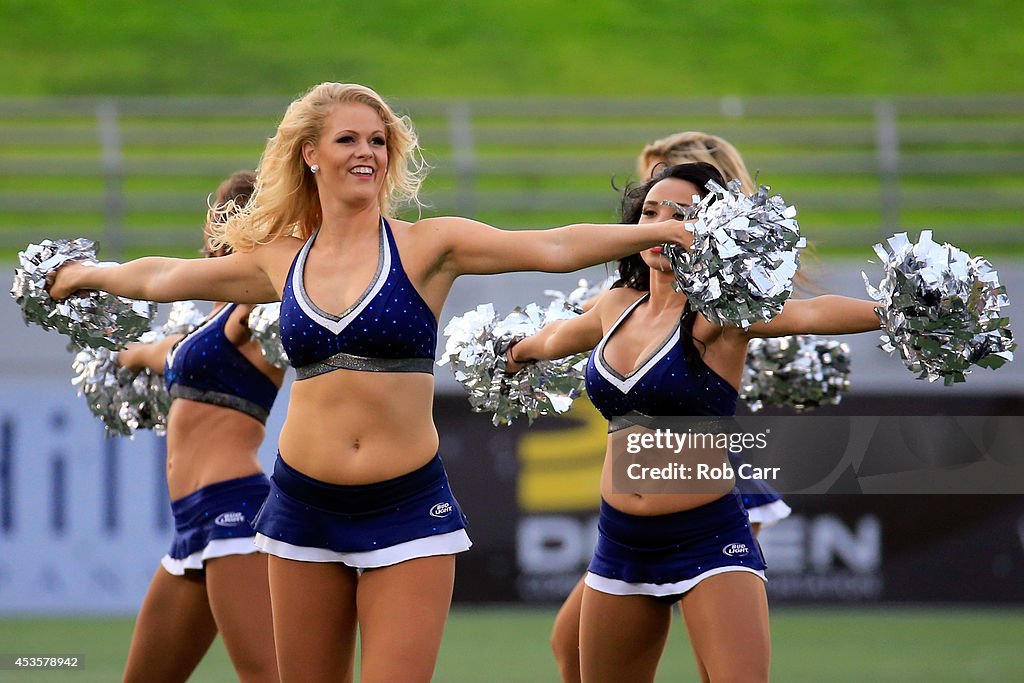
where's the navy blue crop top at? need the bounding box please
[279,218,437,379]
[164,303,279,424]
[585,294,738,423]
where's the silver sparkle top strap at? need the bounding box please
[607,411,653,433]
[608,413,737,434]
[169,385,270,424]
[294,350,435,380]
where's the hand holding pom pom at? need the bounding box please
[73,345,171,437]
[12,238,155,350]
[72,301,208,437]
[662,180,805,328]
[439,301,587,426]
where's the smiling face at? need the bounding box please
[637,177,702,270]
[302,102,388,206]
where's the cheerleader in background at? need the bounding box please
[115,171,283,682]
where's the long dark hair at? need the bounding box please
[613,162,725,291]
[612,162,726,361]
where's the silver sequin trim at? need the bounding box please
[295,351,435,379]
[169,385,270,424]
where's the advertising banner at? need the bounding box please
[2,384,1022,613]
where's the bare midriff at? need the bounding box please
[278,368,439,485]
[599,437,735,517]
[165,399,267,500]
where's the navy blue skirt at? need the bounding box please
[253,453,471,568]
[729,452,791,525]
[161,473,270,575]
[586,491,766,598]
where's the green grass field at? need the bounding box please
[2,1,1023,96]
[1,606,1022,682]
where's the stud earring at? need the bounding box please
[310,164,320,174]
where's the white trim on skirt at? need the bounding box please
[160,537,261,575]
[253,529,472,569]
[585,565,766,598]
[746,499,792,526]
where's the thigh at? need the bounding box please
[550,576,586,683]
[679,571,770,683]
[267,556,359,683]
[205,553,279,683]
[123,567,217,683]
[356,555,456,683]
[579,585,672,683]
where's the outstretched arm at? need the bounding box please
[745,295,882,338]
[429,216,691,277]
[505,297,608,373]
[48,247,280,304]
[117,335,184,374]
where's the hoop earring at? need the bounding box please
[310,164,320,174]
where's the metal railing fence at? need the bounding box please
[1,95,1022,259]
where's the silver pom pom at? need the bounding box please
[439,301,587,426]
[742,335,851,412]
[862,231,1015,385]
[662,180,805,328]
[11,238,156,350]
[247,303,290,368]
[71,302,206,437]
[162,301,208,336]
[72,347,171,437]
[544,273,619,313]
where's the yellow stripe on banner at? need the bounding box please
[518,400,607,512]
[518,465,603,511]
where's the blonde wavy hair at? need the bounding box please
[202,170,256,257]
[637,131,755,193]
[210,82,427,252]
